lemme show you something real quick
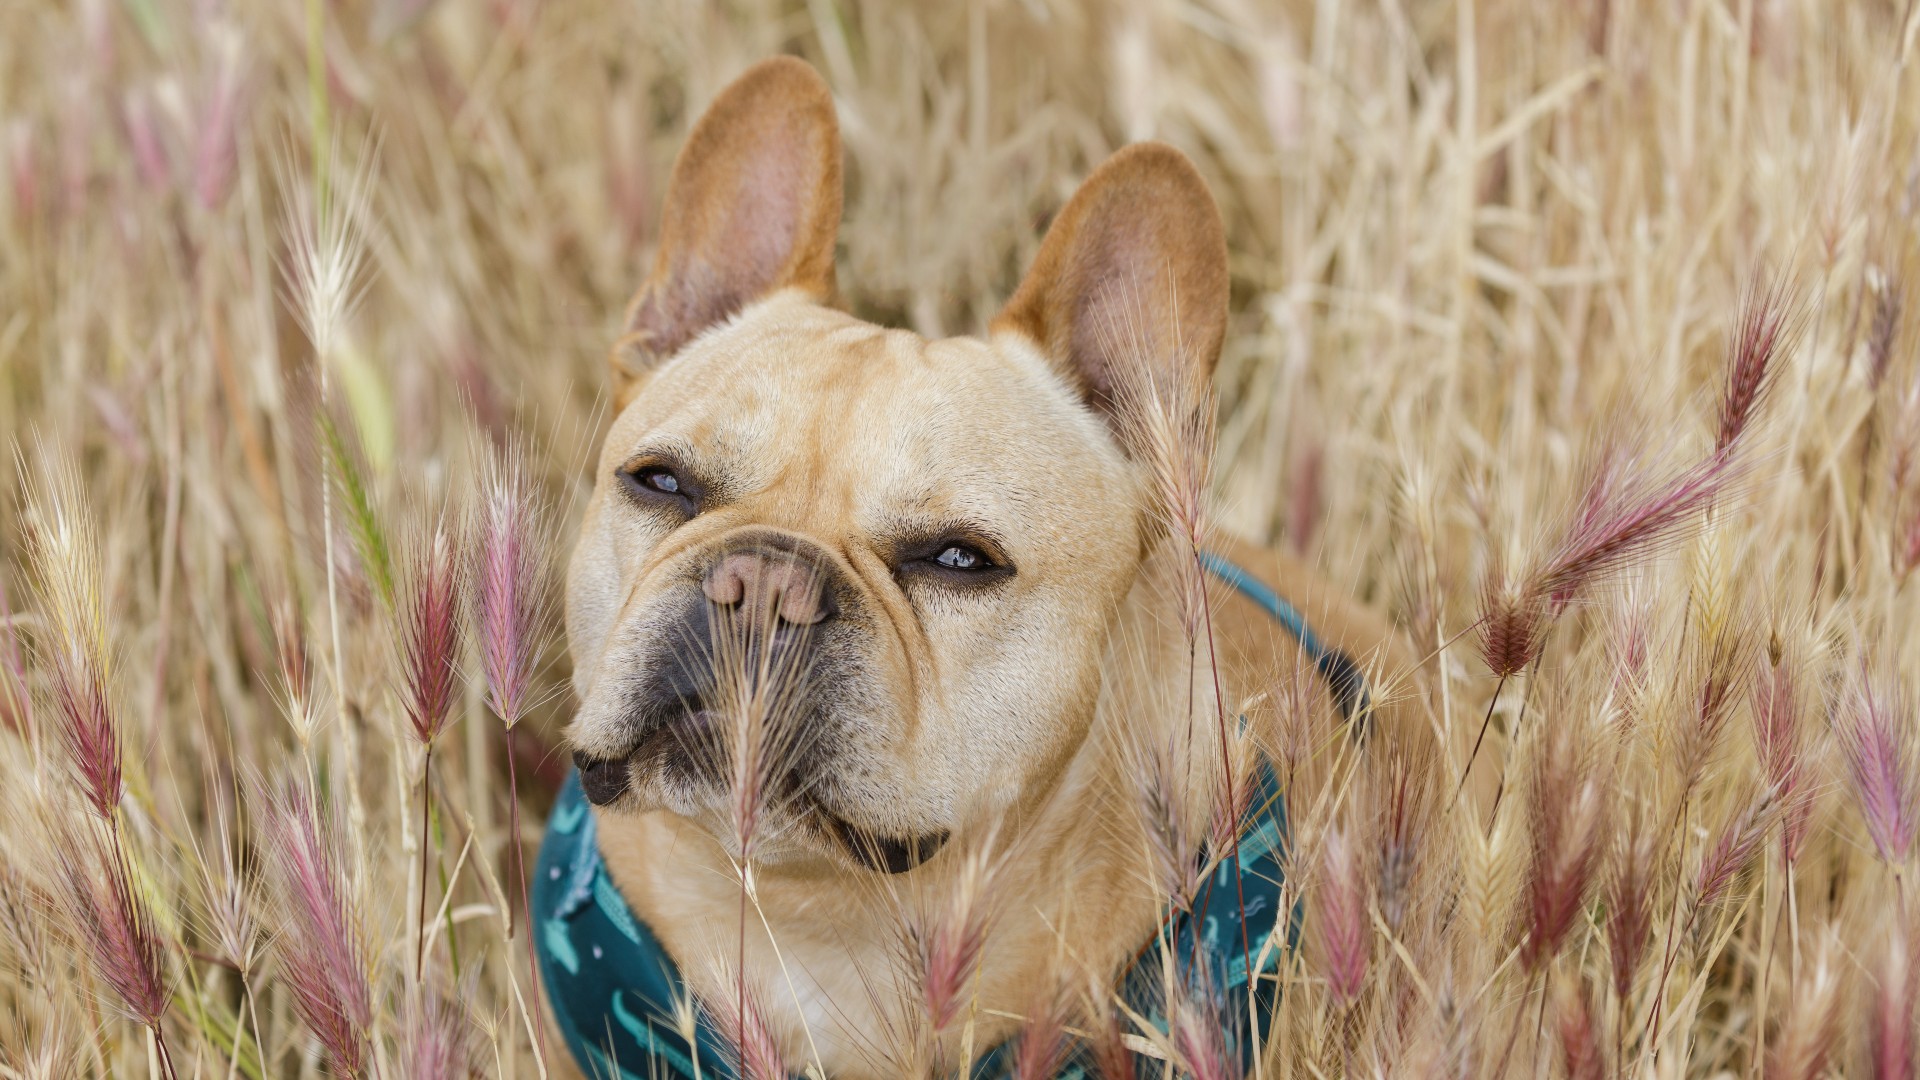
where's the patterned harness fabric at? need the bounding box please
[535,554,1367,1078]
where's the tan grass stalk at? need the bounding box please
[7,2,1920,1072]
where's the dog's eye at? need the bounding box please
[619,461,699,514]
[638,468,680,495]
[933,545,986,571]
[893,531,1012,588]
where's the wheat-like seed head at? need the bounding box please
[1763,929,1845,1080]
[906,837,998,1036]
[1167,967,1236,1080]
[21,453,122,821]
[281,137,378,365]
[1714,272,1801,455]
[469,437,556,730]
[1873,918,1916,1080]
[395,516,464,751]
[1008,987,1069,1080]
[1605,802,1657,1006]
[52,821,171,1030]
[400,978,481,1080]
[259,776,373,1079]
[1314,824,1369,1007]
[1521,718,1608,972]
[1554,979,1606,1080]
[5,1,1920,1071]
[1455,803,1520,981]
[189,788,259,978]
[702,959,788,1080]
[1842,667,1919,868]
[1691,786,1778,920]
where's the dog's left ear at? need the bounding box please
[610,56,843,405]
[992,142,1227,450]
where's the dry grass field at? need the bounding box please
[3,0,1920,1076]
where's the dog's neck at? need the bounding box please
[593,541,1218,1078]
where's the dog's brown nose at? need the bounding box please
[702,548,836,626]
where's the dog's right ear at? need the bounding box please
[610,57,842,406]
[992,142,1227,454]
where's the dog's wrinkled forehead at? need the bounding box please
[599,294,1137,542]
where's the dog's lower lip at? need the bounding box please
[580,710,722,805]
[821,813,950,874]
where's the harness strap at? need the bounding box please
[1196,550,1373,732]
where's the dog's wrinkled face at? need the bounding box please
[564,58,1227,873]
[567,296,1140,869]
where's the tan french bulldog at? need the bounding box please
[556,56,1430,1078]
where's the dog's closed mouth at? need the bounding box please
[574,709,720,807]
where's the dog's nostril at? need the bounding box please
[702,558,747,607]
[574,750,633,805]
[813,587,839,622]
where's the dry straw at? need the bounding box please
[4,0,1920,1076]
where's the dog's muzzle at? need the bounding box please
[572,533,948,871]
[574,533,841,806]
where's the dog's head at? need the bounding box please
[565,57,1227,873]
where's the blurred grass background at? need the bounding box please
[4,0,1920,1075]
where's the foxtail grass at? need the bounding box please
[3,2,1920,1075]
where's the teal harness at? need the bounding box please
[535,554,1367,1078]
